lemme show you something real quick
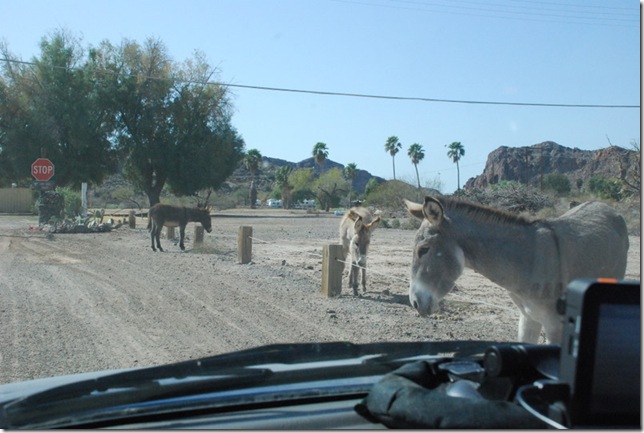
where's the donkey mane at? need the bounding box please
[438,196,534,227]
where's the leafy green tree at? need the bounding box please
[94,38,244,206]
[313,167,349,211]
[312,142,328,174]
[289,167,316,205]
[384,136,402,180]
[364,179,421,209]
[343,162,358,205]
[407,143,425,189]
[244,149,262,208]
[364,178,380,196]
[0,31,118,187]
[275,165,293,209]
[446,141,465,191]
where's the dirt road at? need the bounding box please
[0,210,640,384]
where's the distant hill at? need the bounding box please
[228,156,385,195]
[464,141,638,191]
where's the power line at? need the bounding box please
[0,57,639,109]
[221,82,638,109]
[331,0,638,27]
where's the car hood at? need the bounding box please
[0,340,498,429]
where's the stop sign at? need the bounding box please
[31,158,55,181]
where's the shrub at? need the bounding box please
[388,218,401,229]
[55,186,83,218]
[455,181,554,214]
[542,173,571,195]
[400,217,422,230]
[588,176,623,201]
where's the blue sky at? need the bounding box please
[1,0,640,194]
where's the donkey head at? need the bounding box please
[347,210,380,267]
[405,197,464,317]
[198,206,213,233]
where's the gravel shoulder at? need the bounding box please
[0,210,640,384]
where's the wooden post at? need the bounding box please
[238,226,252,264]
[167,226,175,240]
[321,244,343,297]
[194,225,204,246]
[128,210,136,228]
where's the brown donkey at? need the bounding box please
[340,207,381,296]
[148,204,212,252]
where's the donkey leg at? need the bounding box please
[350,264,359,296]
[361,264,367,292]
[155,227,164,252]
[150,225,157,252]
[179,225,186,251]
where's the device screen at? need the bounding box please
[589,303,640,417]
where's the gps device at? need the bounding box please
[559,279,640,427]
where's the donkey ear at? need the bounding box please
[404,199,424,220]
[353,216,365,231]
[367,216,381,229]
[423,196,444,225]
[346,209,360,221]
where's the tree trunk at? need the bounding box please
[392,156,396,180]
[249,180,257,209]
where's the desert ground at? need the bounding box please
[0,208,640,384]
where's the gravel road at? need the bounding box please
[0,210,640,384]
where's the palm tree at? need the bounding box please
[407,143,425,189]
[312,142,329,174]
[244,149,262,208]
[343,162,358,206]
[446,141,465,191]
[384,136,402,180]
[275,165,293,209]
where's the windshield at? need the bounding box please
[0,0,639,397]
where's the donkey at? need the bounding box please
[148,204,212,252]
[405,196,629,344]
[340,207,381,296]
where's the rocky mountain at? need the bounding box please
[229,156,385,195]
[464,141,639,191]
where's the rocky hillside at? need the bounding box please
[227,156,385,195]
[464,141,639,191]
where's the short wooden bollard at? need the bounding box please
[194,225,204,246]
[128,210,136,228]
[238,226,252,264]
[321,244,343,297]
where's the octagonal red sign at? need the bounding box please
[31,158,55,181]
